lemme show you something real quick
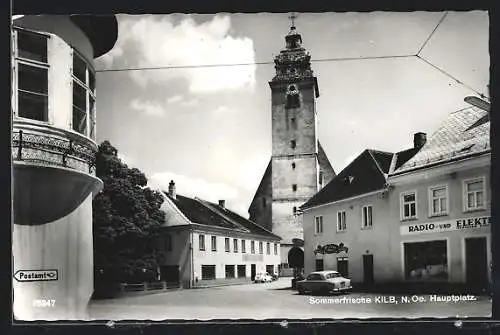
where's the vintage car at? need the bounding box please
[296,270,352,295]
[254,272,273,283]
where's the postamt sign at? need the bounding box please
[400,216,491,235]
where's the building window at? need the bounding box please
[233,239,238,253]
[201,265,216,280]
[274,243,278,255]
[225,238,230,252]
[429,185,448,216]
[337,211,346,232]
[362,205,373,228]
[251,241,255,254]
[262,197,267,208]
[315,259,324,271]
[164,234,172,252]
[290,117,297,129]
[72,50,96,138]
[401,191,417,220]
[315,216,323,234]
[266,242,270,255]
[464,178,486,211]
[293,206,297,215]
[292,162,296,169]
[259,241,263,254]
[319,171,324,188]
[266,265,275,275]
[14,29,49,122]
[290,140,296,149]
[242,240,246,253]
[292,184,297,192]
[199,234,205,251]
[211,236,217,251]
[237,265,246,278]
[225,265,235,279]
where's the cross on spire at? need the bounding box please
[289,12,297,28]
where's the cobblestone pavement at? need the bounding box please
[88,278,492,320]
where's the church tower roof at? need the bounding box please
[271,13,315,86]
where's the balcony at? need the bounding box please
[12,120,103,225]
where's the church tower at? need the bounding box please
[249,15,335,273]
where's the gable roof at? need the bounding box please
[392,106,490,175]
[300,149,393,210]
[165,193,281,240]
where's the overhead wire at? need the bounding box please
[95,12,488,99]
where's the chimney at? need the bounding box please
[168,180,176,199]
[218,200,225,208]
[413,132,427,149]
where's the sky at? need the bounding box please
[94,11,489,217]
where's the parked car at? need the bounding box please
[254,272,273,283]
[296,270,352,295]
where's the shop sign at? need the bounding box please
[313,243,348,255]
[400,216,491,235]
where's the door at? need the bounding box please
[363,254,374,285]
[337,257,348,278]
[315,259,324,271]
[251,264,256,281]
[465,237,488,293]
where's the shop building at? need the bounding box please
[11,15,117,319]
[157,181,281,288]
[387,105,490,293]
[300,137,422,285]
[301,103,490,293]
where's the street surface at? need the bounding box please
[88,278,491,320]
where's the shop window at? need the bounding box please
[201,265,216,280]
[464,178,485,211]
[315,216,323,234]
[337,211,347,232]
[242,240,246,253]
[225,237,230,252]
[259,241,263,254]
[225,265,235,278]
[233,238,238,253]
[14,29,49,122]
[362,205,373,228]
[199,234,205,251]
[211,236,217,251]
[404,240,448,281]
[429,185,448,216]
[266,242,271,255]
[251,240,255,254]
[237,265,246,278]
[401,191,417,220]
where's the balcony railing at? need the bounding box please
[12,127,97,175]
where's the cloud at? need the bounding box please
[95,14,257,94]
[167,95,184,104]
[149,171,239,204]
[130,99,165,117]
[180,98,199,107]
[213,106,229,115]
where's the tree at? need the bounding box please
[93,141,165,285]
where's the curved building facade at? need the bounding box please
[11,15,117,320]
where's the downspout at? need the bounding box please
[190,227,194,288]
